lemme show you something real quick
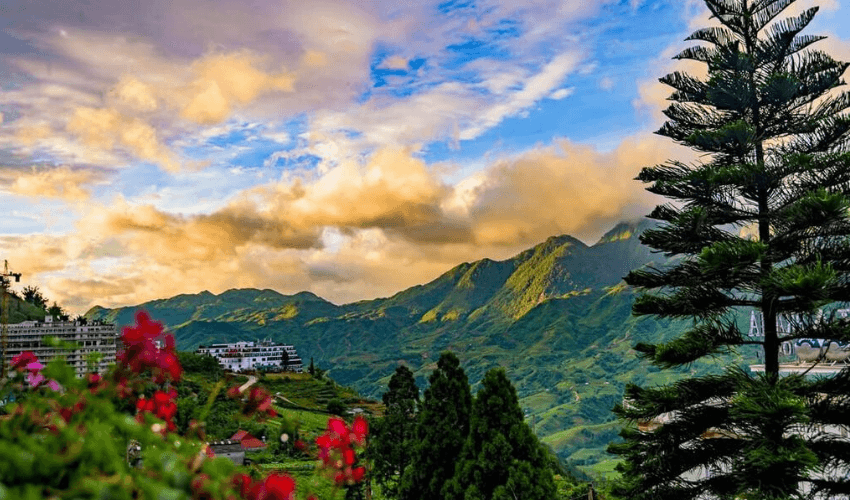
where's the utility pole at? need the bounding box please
[1,260,22,381]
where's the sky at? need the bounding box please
[1,0,849,314]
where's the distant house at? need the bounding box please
[195,338,303,373]
[230,430,267,452]
[205,440,245,466]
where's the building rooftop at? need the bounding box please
[749,363,847,375]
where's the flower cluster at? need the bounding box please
[227,384,277,420]
[116,310,182,384]
[85,372,108,395]
[0,309,370,500]
[225,472,298,500]
[316,416,368,485]
[10,351,61,391]
[135,387,179,435]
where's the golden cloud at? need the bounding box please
[302,50,329,68]
[65,107,179,171]
[110,76,158,112]
[9,133,698,314]
[180,52,296,125]
[466,136,689,245]
[15,123,54,147]
[7,166,96,201]
[0,235,68,276]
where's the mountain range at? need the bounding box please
[84,219,748,475]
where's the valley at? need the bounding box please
[85,219,751,475]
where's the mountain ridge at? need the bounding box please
[85,218,745,473]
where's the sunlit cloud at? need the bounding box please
[2,165,100,201]
[2,0,848,314]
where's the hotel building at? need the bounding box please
[195,338,303,373]
[1,316,118,379]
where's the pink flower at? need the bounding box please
[11,351,38,372]
[25,361,44,374]
[26,372,45,388]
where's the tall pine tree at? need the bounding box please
[445,368,556,500]
[609,1,850,499]
[398,352,472,500]
[371,365,419,499]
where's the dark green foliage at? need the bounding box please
[326,398,345,416]
[21,285,47,310]
[47,301,66,320]
[371,365,419,499]
[177,351,224,379]
[610,1,850,498]
[399,352,472,500]
[0,291,46,324]
[445,368,556,500]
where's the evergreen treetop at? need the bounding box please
[372,365,419,499]
[398,352,472,500]
[609,0,850,498]
[445,367,556,500]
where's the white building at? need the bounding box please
[634,366,850,498]
[1,316,118,379]
[195,338,303,373]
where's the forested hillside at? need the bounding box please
[86,219,752,473]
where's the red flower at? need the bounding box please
[11,351,38,372]
[262,474,296,500]
[191,473,214,500]
[351,415,368,445]
[238,386,277,420]
[117,310,182,383]
[343,448,355,466]
[154,350,181,383]
[231,473,254,498]
[328,418,347,440]
[114,377,134,399]
[59,408,73,423]
[315,416,369,485]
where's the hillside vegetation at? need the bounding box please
[87,219,753,473]
[0,293,47,324]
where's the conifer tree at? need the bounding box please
[371,365,419,499]
[445,368,556,500]
[608,1,850,498]
[398,352,472,500]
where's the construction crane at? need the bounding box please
[1,260,22,381]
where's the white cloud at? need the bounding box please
[550,87,575,100]
[460,51,583,141]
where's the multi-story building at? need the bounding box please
[195,338,302,373]
[1,316,118,379]
[634,362,850,498]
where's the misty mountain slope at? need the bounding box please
[86,218,745,472]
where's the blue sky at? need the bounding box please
[0,0,848,312]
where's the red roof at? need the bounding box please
[230,430,249,441]
[239,437,267,450]
[230,430,267,450]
